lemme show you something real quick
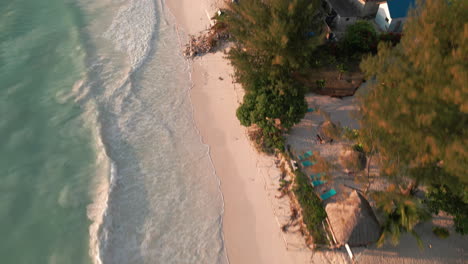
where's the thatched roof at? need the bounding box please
[325,190,381,247]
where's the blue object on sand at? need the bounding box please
[298,150,313,161]
[301,160,316,167]
[310,172,325,180]
[320,189,337,200]
[312,180,326,187]
[307,108,315,112]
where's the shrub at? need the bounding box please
[293,171,328,245]
[247,126,284,154]
[432,227,450,239]
[379,32,402,46]
[341,21,378,54]
[425,184,468,235]
[316,79,326,90]
[342,126,360,141]
[352,143,364,153]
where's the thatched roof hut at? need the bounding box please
[325,190,381,247]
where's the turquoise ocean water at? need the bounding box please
[0,0,94,263]
[0,0,227,263]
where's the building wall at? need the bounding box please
[334,15,358,35]
[375,3,391,31]
[389,17,405,32]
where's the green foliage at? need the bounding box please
[379,32,402,46]
[316,79,326,90]
[352,143,364,153]
[293,170,328,244]
[425,184,468,235]
[224,0,324,75]
[223,0,324,153]
[372,189,431,248]
[432,227,450,239]
[358,0,468,194]
[236,85,308,129]
[360,1,468,239]
[342,126,360,141]
[246,125,285,153]
[341,21,378,54]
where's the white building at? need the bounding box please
[375,0,415,32]
[324,0,381,33]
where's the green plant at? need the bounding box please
[342,127,359,141]
[379,32,402,46]
[372,188,431,248]
[341,20,378,54]
[223,0,324,153]
[316,79,326,90]
[352,143,364,153]
[358,0,467,231]
[247,125,285,154]
[425,184,468,235]
[293,171,328,245]
[432,227,450,239]
[336,63,346,80]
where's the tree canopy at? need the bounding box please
[425,184,468,235]
[221,0,324,152]
[359,0,468,190]
[224,0,324,79]
[372,187,431,248]
[358,0,467,239]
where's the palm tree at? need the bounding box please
[371,185,431,248]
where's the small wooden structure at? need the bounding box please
[294,69,364,98]
[315,86,359,97]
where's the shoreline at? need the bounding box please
[166,0,311,263]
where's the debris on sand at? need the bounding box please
[184,22,229,58]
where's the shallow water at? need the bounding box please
[0,0,226,263]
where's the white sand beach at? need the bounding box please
[166,0,310,263]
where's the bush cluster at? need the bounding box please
[293,170,328,245]
[340,21,378,55]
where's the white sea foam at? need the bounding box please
[75,0,227,263]
[76,1,157,261]
[103,0,156,70]
[77,1,156,263]
[84,102,112,264]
